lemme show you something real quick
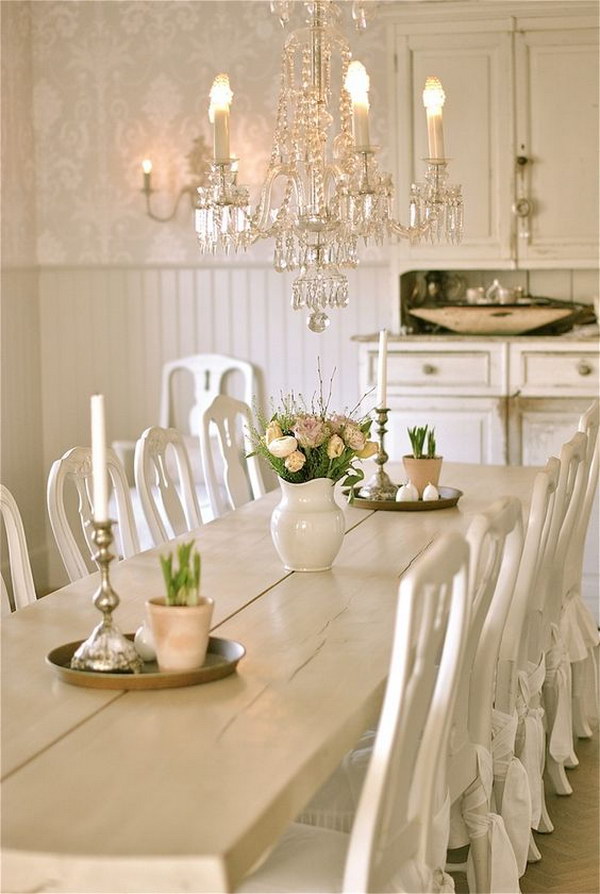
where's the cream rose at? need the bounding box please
[265,421,283,445]
[342,423,366,452]
[357,440,378,459]
[284,450,306,473]
[268,436,298,458]
[326,434,345,459]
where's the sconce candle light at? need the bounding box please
[345,60,371,150]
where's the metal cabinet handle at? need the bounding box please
[422,363,437,375]
[577,360,593,377]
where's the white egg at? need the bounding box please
[396,481,419,502]
[422,482,440,501]
[134,622,156,662]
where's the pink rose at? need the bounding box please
[284,450,306,472]
[329,414,348,434]
[342,422,366,452]
[293,414,328,449]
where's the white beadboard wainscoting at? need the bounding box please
[36,262,391,590]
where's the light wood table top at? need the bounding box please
[1,462,538,893]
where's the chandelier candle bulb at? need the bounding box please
[376,328,388,408]
[345,60,371,149]
[209,73,233,162]
[141,159,152,193]
[90,394,108,523]
[423,76,446,159]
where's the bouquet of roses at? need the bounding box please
[249,391,378,491]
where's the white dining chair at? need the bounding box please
[0,484,37,613]
[112,353,258,485]
[236,530,471,894]
[47,446,140,582]
[494,457,560,866]
[200,394,266,518]
[538,430,588,796]
[134,426,203,546]
[562,400,599,740]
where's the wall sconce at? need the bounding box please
[141,134,211,223]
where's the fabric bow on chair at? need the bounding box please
[491,707,532,876]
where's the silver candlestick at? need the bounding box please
[358,408,398,501]
[71,520,143,674]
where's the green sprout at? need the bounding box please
[159,541,201,606]
[407,425,437,459]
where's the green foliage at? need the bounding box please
[407,425,437,459]
[159,541,201,606]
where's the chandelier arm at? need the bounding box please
[387,215,437,241]
[144,186,196,223]
[252,167,303,236]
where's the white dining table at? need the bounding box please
[1,461,538,894]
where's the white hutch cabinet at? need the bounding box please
[357,336,599,467]
[357,335,599,610]
[385,1,599,270]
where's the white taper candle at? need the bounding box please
[209,74,233,162]
[376,328,388,408]
[422,76,446,159]
[90,394,108,523]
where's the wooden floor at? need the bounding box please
[453,731,599,894]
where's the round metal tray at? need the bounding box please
[46,635,245,690]
[346,486,463,512]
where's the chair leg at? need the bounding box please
[527,833,542,863]
[572,656,596,739]
[537,798,554,834]
[546,755,573,796]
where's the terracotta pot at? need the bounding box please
[270,477,345,572]
[146,596,214,672]
[402,456,443,499]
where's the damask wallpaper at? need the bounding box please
[17,0,388,266]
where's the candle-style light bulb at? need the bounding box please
[209,73,233,162]
[141,159,152,193]
[345,60,371,149]
[422,76,446,159]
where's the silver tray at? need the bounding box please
[46,635,245,690]
[346,486,463,512]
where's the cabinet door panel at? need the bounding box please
[394,30,513,263]
[387,397,506,465]
[515,29,599,263]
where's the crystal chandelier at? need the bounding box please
[195,0,463,332]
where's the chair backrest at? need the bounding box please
[343,532,470,893]
[461,497,524,750]
[200,394,266,517]
[159,353,257,438]
[496,458,560,714]
[535,430,588,640]
[565,399,600,592]
[47,447,140,582]
[0,485,37,612]
[134,426,203,546]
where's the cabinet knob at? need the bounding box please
[513,198,532,218]
[422,363,437,375]
[577,360,593,377]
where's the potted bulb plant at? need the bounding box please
[145,541,214,672]
[403,425,443,499]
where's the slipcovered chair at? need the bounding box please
[237,531,470,894]
[296,498,525,894]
